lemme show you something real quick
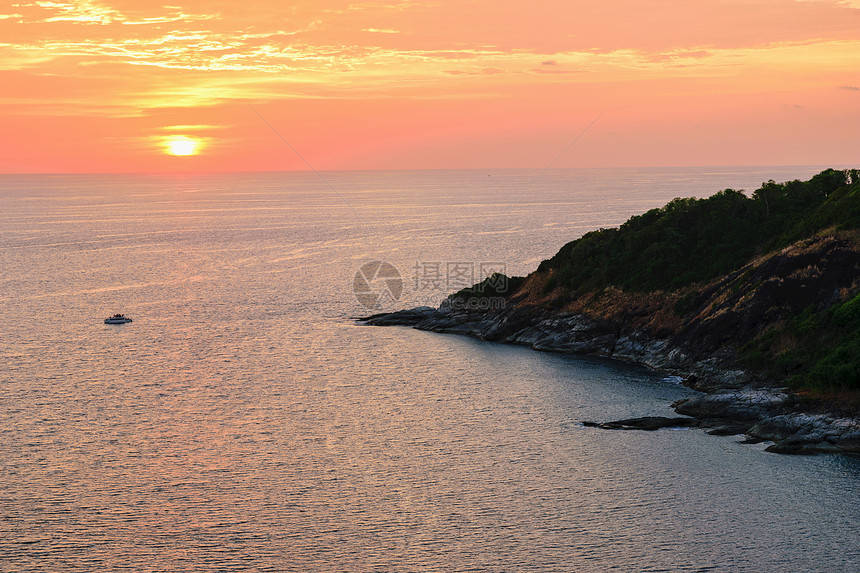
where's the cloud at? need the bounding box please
[529,67,581,75]
[35,1,123,25]
[838,85,860,91]
[644,50,712,63]
[444,67,506,76]
[12,1,217,26]
[0,45,56,69]
[2,1,860,122]
[157,124,227,131]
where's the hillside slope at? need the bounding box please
[363,169,860,453]
[459,168,860,396]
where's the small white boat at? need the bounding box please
[104,314,132,324]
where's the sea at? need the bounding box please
[1,166,859,572]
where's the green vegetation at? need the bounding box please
[539,169,860,294]
[745,293,860,392]
[535,168,860,393]
[446,169,860,394]
[449,272,525,301]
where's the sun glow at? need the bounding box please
[164,136,201,156]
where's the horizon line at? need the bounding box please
[0,163,853,177]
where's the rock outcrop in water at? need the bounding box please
[361,170,860,455]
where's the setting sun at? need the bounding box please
[164,136,201,157]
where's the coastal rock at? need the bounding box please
[582,416,698,431]
[672,389,789,422]
[509,314,617,354]
[361,306,860,454]
[360,306,438,326]
[748,414,860,454]
[582,405,860,454]
[668,390,860,454]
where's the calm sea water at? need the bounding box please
[1,167,859,572]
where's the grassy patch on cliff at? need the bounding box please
[746,291,860,392]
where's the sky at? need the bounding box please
[1,0,859,173]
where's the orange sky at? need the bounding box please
[1,0,859,173]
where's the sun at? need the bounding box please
[163,136,201,156]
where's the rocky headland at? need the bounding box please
[361,169,860,455]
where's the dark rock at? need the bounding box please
[360,306,440,326]
[582,416,698,431]
[703,422,752,436]
[672,389,788,422]
[764,441,818,455]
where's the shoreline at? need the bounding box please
[359,305,860,455]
